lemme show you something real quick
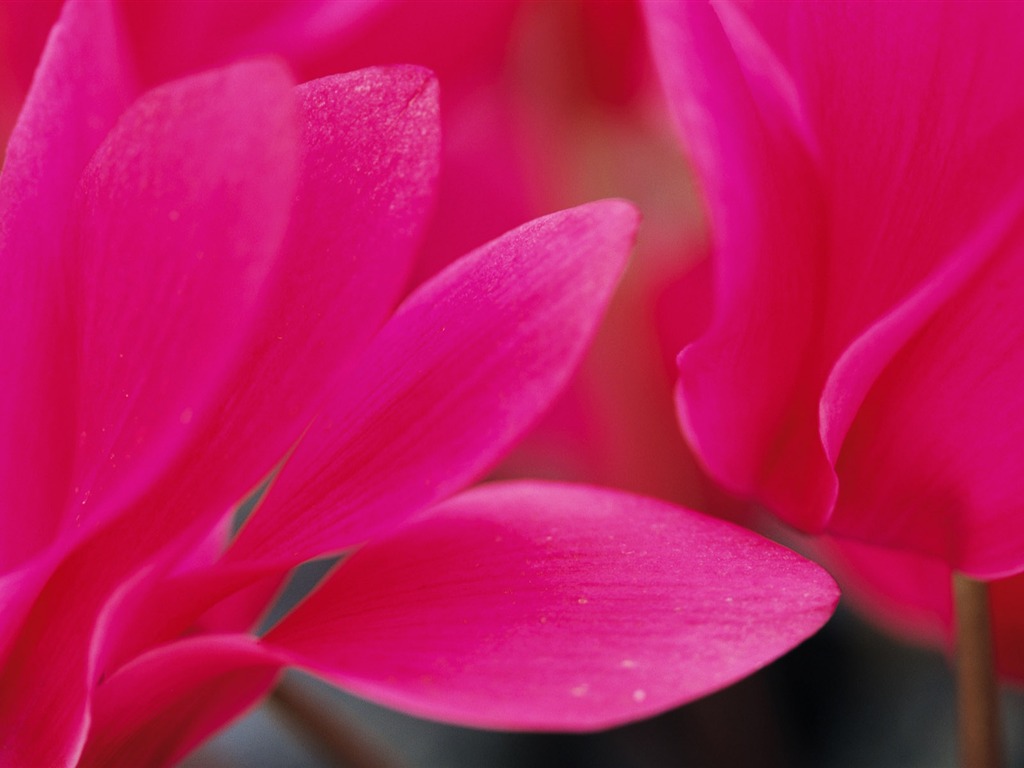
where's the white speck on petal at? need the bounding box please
[633,689,647,703]
[620,659,637,669]
[571,685,589,697]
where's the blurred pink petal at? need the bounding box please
[265,481,838,731]
[0,0,61,149]
[645,0,826,529]
[0,0,134,571]
[647,0,1024,573]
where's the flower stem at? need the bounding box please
[269,676,402,768]
[954,573,1003,768]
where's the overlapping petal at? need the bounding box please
[80,636,281,768]
[66,59,300,539]
[827,193,1024,575]
[264,481,838,731]
[228,200,639,564]
[647,0,1024,571]
[0,4,852,762]
[644,0,827,529]
[0,55,449,763]
[111,66,442,552]
[0,0,135,571]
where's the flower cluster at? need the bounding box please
[0,1,839,765]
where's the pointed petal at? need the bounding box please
[146,67,439,528]
[66,59,300,536]
[80,636,281,768]
[265,481,838,731]
[0,61,300,765]
[0,0,135,569]
[230,201,638,564]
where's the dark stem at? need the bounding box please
[954,573,1003,768]
[269,676,402,768]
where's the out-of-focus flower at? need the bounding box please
[644,0,1024,672]
[0,2,838,765]
[645,0,1024,576]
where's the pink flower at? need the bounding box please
[0,2,838,765]
[1,1,722,509]
[645,1,1024,577]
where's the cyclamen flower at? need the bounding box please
[645,0,1024,574]
[643,0,1024,658]
[0,2,837,765]
[1,1,725,516]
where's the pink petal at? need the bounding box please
[228,200,639,564]
[0,514,270,765]
[0,60,302,765]
[66,59,300,539]
[650,2,1024,545]
[643,0,830,529]
[0,0,135,570]
[116,66,441,555]
[80,635,281,768]
[265,481,838,731]
[828,205,1024,576]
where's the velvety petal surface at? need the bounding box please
[0,60,304,766]
[229,200,639,564]
[0,0,135,570]
[80,636,281,768]
[109,66,441,554]
[66,59,300,538]
[265,481,839,731]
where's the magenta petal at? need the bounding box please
[644,0,830,530]
[80,636,281,768]
[66,60,300,535]
[0,0,135,570]
[265,481,838,731]
[829,209,1024,576]
[229,201,638,563]
[96,67,442,569]
[160,67,440,503]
